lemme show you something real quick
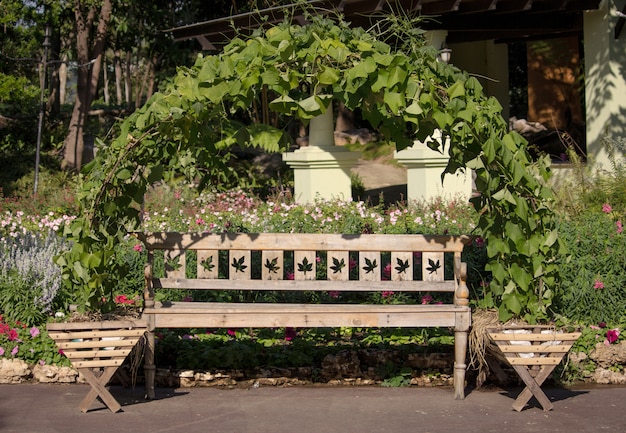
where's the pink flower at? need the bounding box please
[594,280,605,290]
[605,328,620,345]
[227,329,236,337]
[617,220,623,234]
[196,218,205,225]
[11,346,18,356]
[133,244,143,252]
[30,327,40,338]
[421,294,433,305]
[182,295,193,302]
[474,237,485,248]
[284,327,297,341]
[286,272,295,281]
[383,263,391,280]
[0,347,4,356]
[328,291,340,299]
[382,291,394,298]
[599,322,607,329]
[39,360,46,366]
[7,329,18,341]
[349,258,357,270]
[602,203,613,213]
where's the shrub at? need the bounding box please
[0,232,69,325]
[0,315,70,367]
[554,206,626,324]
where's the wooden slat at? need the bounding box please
[262,250,283,280]
[152,309,466,329]
[359,251,380,281]
[152,278,457,291]
[164,250,185,279]
[294,251,316,280]
[48,329,146,340]
[391,252,413,281]
[489,332,581,341]
[47,320,147,331]
[56,338,141,349]
[229,250,251,280]
[507,357,564,366]
[497,344,573,353]
[73,359,127,368]
[422,252,445,282]
[197,250,218,278]
[64,349,133,359]
[145,301,467,314]
[327,251,349,281]
[135,232,472,253]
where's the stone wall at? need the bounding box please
[2,345,624,386]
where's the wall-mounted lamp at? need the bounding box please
[439,44,452,64]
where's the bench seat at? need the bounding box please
[144,302,470,329]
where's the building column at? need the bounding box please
[394,30,471,202]
[584,0,626,169]
[283,106,360,203]
[394,132,472,201]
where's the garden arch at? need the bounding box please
[60,14,563,323]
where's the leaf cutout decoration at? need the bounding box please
[264,257,280,274]
[363,257,378,274]
[231,256,248,273]
[200,256,215,272]
[395,258,409,274]
[426,258,441,274]
[297,256,313,275]
[330,257,345,274]
[165,255,181,272]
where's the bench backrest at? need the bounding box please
[136,232,471,306]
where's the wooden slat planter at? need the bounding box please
[47,320,147,413]
[487,326,581,412]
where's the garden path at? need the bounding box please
[351,158,407,205]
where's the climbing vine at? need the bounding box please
[58,12,565,323]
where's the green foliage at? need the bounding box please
[0,73,39,116]
[553,144,626,216]
[554,210,626,324]
[154,326,452,375]
[0,317,70,367]
[0,233,68,326]
[59,12,560,323]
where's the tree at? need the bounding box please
[61,0,113,171]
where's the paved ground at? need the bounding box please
[2,383,625,433]
[352,159,407,205]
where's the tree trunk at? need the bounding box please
[59,54,68,105]
[62,0,113,171]
[124,51,132,108]
[103,53,109,105]
[114,50,123,105]
[145,54,158,101]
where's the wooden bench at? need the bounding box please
[136,232,472,400]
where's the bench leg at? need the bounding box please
[454,330,468,400]
[144,329,156,400]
